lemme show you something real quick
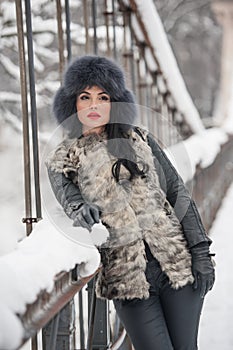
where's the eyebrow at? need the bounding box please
[79,90,109,95]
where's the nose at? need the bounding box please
[90,104,97,110]
[89,98,98,110]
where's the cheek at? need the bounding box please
[101,104,111,119]
[76,100,84,112]
[76,101,87,122]
[77,110,87,125]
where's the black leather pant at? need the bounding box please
[114,257,204,350]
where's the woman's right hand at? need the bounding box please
[73,203,100,231]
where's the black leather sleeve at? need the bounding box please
[47,167,84,219]
[147,132,212,248]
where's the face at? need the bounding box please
[76,86,111,135]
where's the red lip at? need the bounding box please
[87,112,101,119]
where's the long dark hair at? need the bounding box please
[105,122,147,182]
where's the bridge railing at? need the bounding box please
[191,134,233,231]
[19,270,96,348]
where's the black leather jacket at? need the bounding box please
[47,132,211,249]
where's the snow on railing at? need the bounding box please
[165,127,230,184]
[0,217,105,350]
[125,0,205,134]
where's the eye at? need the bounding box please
[79,94,89,101]
[100,95,110,101]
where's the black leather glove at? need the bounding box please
[72,203,100,231]
[190,242,215,298]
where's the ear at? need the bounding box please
[53,86,77,124]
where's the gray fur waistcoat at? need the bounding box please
[48,128,194,300]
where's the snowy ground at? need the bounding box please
[199,182,233,349]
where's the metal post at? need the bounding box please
[128,9,136,94]
[87,279,97,350]
[92,0,98,55]
[15,1,41,347]
[42,301,76,350]
[119,0,138,92]
[48,313,60,350]
[65,0,72,62]
[122,7,128,69]
[157,92,163,144]
[31,336,38,350]
[154,83,161,141]
[104,0,111,56]
[56,0,65,81]
[78,290,85,350]
[15,0,32,236]
[83,0,90,53]
[87,278,110,350]
[111,0,117,60]
[24,0,42,221]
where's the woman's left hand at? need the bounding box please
[190,242,215,298]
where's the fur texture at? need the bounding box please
[47,129,194,300]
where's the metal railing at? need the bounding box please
[11,0,233,349]
[19,270,97,348]
[192,134,233,231]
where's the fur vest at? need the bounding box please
[47,128,194,300]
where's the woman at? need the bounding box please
[46,55,215,349]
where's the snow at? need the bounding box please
[0,1,16,24]
[131,0,205,134]
[0,91,21,103]
[131,12,145,43]
[165,127,229,183]
[222,112,233,135]
[0,124,25,255]
[0,53,20,80]
[145,47,158,72]
[34,32,54,48]
[0,120,109,350]
[222,80,233,134]
[199,182,233,349]
[0,214,104,350]
[0,304,23,350]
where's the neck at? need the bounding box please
[83,125,105,136]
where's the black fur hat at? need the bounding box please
[53,55,137,127]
